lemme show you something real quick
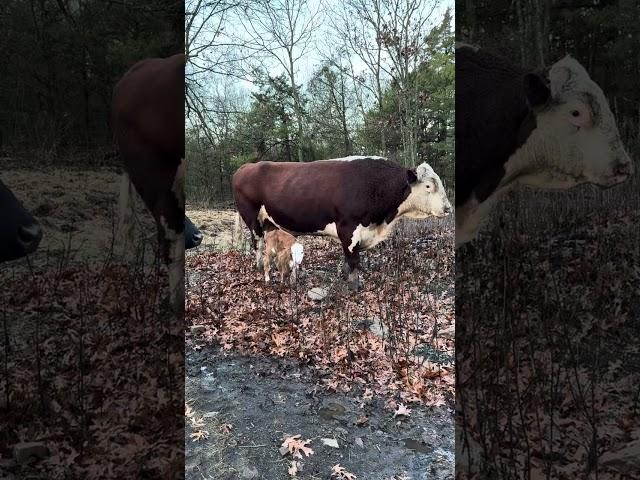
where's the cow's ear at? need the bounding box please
[525,72,551,108]
[407,169,418,184]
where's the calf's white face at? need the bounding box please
[517,56,633,189]
[402,162,452,219]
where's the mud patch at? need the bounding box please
[186,348,454,480]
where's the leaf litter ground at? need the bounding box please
[185,211,455,480]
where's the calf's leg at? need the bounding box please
[263,245,272,282]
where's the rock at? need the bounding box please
[321,438,339,449]
[307,287,328,301]
[240,466,259,479]
[13,442,49,464]
[190,325,206,335]
[200,375,217,392]
[354,437,364,448]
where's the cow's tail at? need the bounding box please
[117,172,137,251]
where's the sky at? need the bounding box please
[187,0,454,100]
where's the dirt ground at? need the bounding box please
[0,167,156,272]
[186,207,237,249]
[185,348,454,480]
[184,207,455,480]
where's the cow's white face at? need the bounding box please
[517,56,633,189]
[402,162,452,218]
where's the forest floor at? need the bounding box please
[457,207,640,479]
[1,166,183,479]
[185,206,455,480]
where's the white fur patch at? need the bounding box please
[347,222,398,252]
[320,155,387,162]
[291,242,304,265]
[258,205,285,231]
[455,193,501,247]
[317,222,338,238]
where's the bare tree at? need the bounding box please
[379,0,440,165]
[329,0,388,152]
[236,0,321,162]
[330,0,441,165]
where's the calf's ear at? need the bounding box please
[407,169,418,184]
[525,72,551,109]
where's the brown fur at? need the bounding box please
[263,229,299,284]
[456,45,541,206]
[111,54,186,262]
[232,157,415,289]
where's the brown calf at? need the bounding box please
[263,229,304,284]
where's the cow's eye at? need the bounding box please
[571,110,580,117]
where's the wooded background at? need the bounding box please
[0,0,182,160]
[458,0,640,170]
[185,0,454,204]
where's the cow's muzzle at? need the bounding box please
[18,222,43,254]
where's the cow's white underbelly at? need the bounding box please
[348,221,397,252]
[258,205,399,251]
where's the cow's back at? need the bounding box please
[112,54,185,164]
[456,47,533,206]
[232,158,411,233]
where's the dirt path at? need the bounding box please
[186,347,454,480]
[186,207,237,249]
[1,167,156,275]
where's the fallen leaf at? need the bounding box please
[393,404,412,418]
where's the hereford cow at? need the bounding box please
[0,179,42,262]
[456,44,634,247]
[112,54,185,308]
[232,156,452,290]
[263,229,304,284]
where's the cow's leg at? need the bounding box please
[337,224,362,291]
[343,250,361,291]
[234,198,264,271]
[141,161,184,312]
[157,217,184,310]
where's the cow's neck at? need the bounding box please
[455,134,543,247]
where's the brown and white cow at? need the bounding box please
[232,156,452,290]
[456,44,634,247]
[0,179,42,262]
[111,54,185,308]
[263,229,304,284]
